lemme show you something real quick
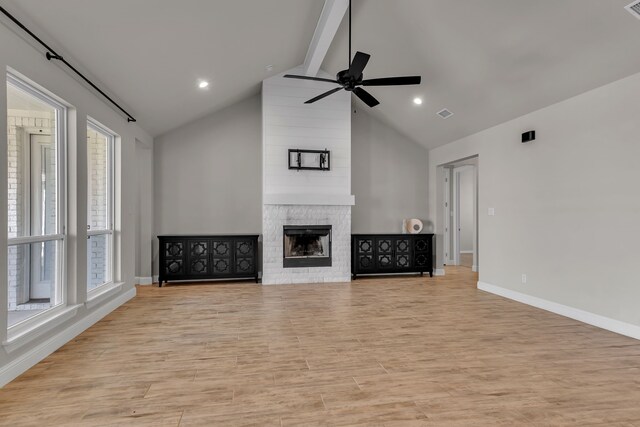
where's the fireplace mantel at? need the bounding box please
[263,193,355,206]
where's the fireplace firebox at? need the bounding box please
[283,225,332,268]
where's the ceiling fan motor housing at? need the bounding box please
[337,69,362,91]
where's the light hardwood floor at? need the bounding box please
[459,253,473,268]
[1,267,640,426]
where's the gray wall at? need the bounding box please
[429,71,640,328]
[153,95,432,274]
[352,109,429,233]
[135,139,153,280]
[153,95,262,275]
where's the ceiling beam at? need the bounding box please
[302,0,349,76]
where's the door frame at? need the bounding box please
[443,167,453,265]
[452,165,476,269]
[442,159,478,270]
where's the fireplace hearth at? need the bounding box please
[283,225,332,268]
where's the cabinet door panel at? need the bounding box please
[188,257,209,275]
[395,238,410,254]
[375,238,394,270]
[236,257,255,274]
[189,240,209,257]
[377,254,393,269]
[236,240,254,257]
[164,241,184,258]
[377,239,392,254]
[415,253,429,268]
[164,258,185,276]
[357,239,373,254]
[186,240,210,276]
[394,238,412,269]
[212,258,231,274]
[395,254,411,269]
[212,240,232,257]
[414,238,430,253]
[357,254,375,271]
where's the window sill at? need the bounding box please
[86,282,124,310]
[3,304,81,354]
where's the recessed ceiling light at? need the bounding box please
[198,80,209,89]
[413,97,423,105]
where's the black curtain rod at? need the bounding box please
[0,6,136,123]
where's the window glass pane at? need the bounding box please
[8,241,62,327]
[7,82,59,238]
[87,127,110,231]
[87,234,110,291]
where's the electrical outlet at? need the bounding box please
[521,274,527,284]
[488,208,495,216]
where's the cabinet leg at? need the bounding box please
[352,274,356,280]
[158,280,163,287]
[255,275,259,284]
[429,271,433,278]
[420,272,424,277]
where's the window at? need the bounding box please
[7,74,66,328]
[87,121,114,292]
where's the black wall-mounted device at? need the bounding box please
[288,149,331,171]
[522,130,536,143]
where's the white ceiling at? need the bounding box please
[3,0,640,148]
[322,0,640,149]
[2,0,324,137]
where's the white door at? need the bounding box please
[29,134,55,300]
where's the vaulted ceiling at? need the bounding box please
[3,0,640,148]
[322,0,640,148]
[1,0,324,137]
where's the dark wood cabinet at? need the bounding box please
[158,235,259,286]
[351,234,434,279]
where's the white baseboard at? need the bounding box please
[153,275,159,284]
[477,281,640,341]
[434,268,445,276]
[135,276,153,286]
[472,265,478,272]
[0,287,136,387]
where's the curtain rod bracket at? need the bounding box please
[45,52,63,61]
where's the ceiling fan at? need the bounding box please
[283,0,421,107]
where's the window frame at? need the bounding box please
[6,72,68,336]
[86,119,116,295]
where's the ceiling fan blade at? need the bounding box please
[362,76,422,86]
[348,51,371,79]
[305,87,344,104]
[283,74,338,84]
[353,87,380,107]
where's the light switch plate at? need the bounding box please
[488,208,495,216]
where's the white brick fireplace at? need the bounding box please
[261,67,354,285]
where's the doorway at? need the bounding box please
[443,156,478,272]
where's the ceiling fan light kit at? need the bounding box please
[283,0,422,107]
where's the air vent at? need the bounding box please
[437,108,454,119]
[626,1,640,19]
